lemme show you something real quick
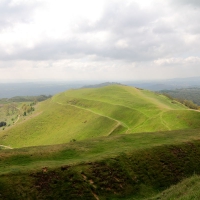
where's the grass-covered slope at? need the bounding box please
[150,174,200,200]
[1,129,200,199]
[1,85,200,148]
[0,129,200,175]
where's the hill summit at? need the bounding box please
[1,84,200,148]
[82,82,123,88]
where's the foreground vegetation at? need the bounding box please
[150,174,200,200]
[1,129,200,175]
[1,129,200,199]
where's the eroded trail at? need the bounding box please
[52,96,130,135]
[125,86,172,110]
[14,114,20,124]
[0,145,13,149]
[160,112,171,131]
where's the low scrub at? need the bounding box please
[1,140,200,199]
[0,121,6,127]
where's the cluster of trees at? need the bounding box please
[178,99,199,110]
[21,104,35,116]
[0,121,6,127]
[163,93,199,110]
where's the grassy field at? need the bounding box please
[1,85,200,148]
[1,129,200,199]
[0,128,200,175]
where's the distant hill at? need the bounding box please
[1,84,200,148]
[160,87,200,105]
[124,76,200,91]
[0,82,85,98]
[1,77,200,98]
[0,95,51,103]
[82,82,123,88]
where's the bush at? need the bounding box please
[0,121,6,127]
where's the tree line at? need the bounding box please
[163,93,199,110]
[160,88,200,106]
[21,103,35,116]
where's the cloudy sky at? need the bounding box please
[0,0,200,82]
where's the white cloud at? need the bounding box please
[154,57,200,66]
[115,39,129,49]
[0,0,200,81]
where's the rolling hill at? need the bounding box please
[1,84,200,148]
[1,84,200,199]
[1,129,200,199]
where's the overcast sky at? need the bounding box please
[0,0,200,82]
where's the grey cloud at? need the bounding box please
[1,31,184,63]
[152,21,174,35]
[78,1,159,33]
[0,0,200,64]
[73,1,192,61]
[0,0,40,30]
[172,0,200,7]
[0,39,87,61]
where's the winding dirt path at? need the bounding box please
[0,145,13,149]
[160,112,171,131]
[14,114,20,124]
[52,97,130,134]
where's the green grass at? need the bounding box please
[1,85,200,199]
[1,129,200,199]
[0,100,120,148]
[149,174,200,200]
[0,128,200,175]
[1,85,200,148]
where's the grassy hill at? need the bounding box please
[1,85,200,199]
[1,129,200,199]
[1,85,200,148]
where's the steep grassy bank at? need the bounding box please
[150,174,200,200]
[1,85,200,148]
[1,129,200,175]
[1,135,200,199]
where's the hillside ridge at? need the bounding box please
[1,85,200,148]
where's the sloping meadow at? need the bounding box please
[1,139,200,199]
[1,85,200,148]
[1,129,200,199]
